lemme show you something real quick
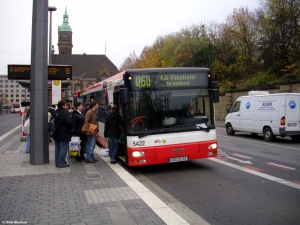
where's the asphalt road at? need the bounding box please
[1,117,299,224]
[0,113,22,137]
[120,127,300,225]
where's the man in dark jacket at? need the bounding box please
[53,100,73,168]
[72,102,86,160]
[104,105,123,164]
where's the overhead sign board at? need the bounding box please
[7,64,72,80]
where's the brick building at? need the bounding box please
[52,9,119,101]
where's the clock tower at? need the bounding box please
[58,8,73,54]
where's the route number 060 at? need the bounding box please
[135,76,151,87]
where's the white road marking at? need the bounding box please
[232,153,252,159]
[266,162,295,170]
[0,125,21,142]
[209,157,300,190]
[95,147,203,225]
[218,134,300,151]
[225,156,252,164]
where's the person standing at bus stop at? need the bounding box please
[83,101,99,163]
[104,105,123,164]
[53,100,73,168]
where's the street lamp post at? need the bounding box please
[48,6,57,64]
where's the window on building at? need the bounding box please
[16,94,19,97]
[10,90,14,93]
[0,85,2,88]
[21,90,25,93]
[10,99,14,102]
[27,94,30,98]
[5,85,8,88]
[16,85,19,88]
[5,80,8,83]
[87,83,92,87]
[5,90,8,93]
[16,90,19,93]
[5,94,8,98]
[76,83,80,91]
[10,94,14,98]
[16,99,19,102]
[21,94,25,98]
[0,80,3,83]
[10,85,14,88]
[10,80,14,83]
[101,75,108,80]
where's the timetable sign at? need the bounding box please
[7,64,72,80]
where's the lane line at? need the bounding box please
[218,134,300,151]
[0,125,21,142]
[95,147,200,225]
[232,154,252,159]
[266,162,295,170]
[208,157,300,190]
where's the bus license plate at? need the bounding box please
[168,156,188,163]
[287,123,297,127]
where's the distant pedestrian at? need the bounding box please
[23,106,30,153]
[53,100,73,168]
[83,101,99,163]
[72,102,86,161]
[97,102,107,123]
[104,105,123,164]
[83,102,90,115]
[48,104,56,117]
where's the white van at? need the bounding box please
[225,93,300,142]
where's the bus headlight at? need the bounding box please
[208,143,217,150]
[132,151,145,157]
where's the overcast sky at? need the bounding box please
[0,0,260,75]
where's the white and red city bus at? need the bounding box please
[77,68,219,166]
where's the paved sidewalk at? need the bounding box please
[0,127,204,225]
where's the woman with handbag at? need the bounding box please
[83,101,99,163]
[72,102,86,161]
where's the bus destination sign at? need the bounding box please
[133,73,208,89]
[8,64,72,80]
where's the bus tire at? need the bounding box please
[226,124,235,135]
[263,127,274,142]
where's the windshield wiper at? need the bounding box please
[138,128,170,138]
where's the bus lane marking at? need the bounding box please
[266,162,295,170]
[208,157,300,190]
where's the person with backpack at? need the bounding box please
[52,100,73,168]
[72,102,86,161]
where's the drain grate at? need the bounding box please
[86,174,102,179]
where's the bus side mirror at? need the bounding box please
[120,88,128,104]
[213,89,219,103]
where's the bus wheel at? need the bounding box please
[226,124,235,135]
[263,127,274,142]
[290,135,300,142]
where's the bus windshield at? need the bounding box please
[126,88,213,134]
